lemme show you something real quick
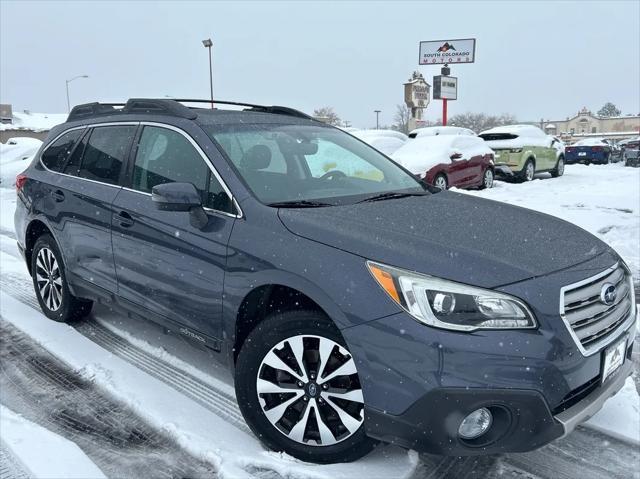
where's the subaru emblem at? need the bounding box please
[600,283,617,306]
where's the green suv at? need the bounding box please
[479,125,564,181]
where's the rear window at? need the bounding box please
[77,125,136,185]
[41,129,84,172]
[478,133,518,141]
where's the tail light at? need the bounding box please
[592,146,603,151]
[15,174,27,191]
[565,147,574,152]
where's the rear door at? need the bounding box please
[111,123,237,345]
[39,123,136,293]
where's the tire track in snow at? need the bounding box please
[0,270,251,435]
[0,443,30,479]
[0,319,217,479]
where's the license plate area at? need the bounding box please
[602,336,627,384]
[578,152,587,156]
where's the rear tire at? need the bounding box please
[235,310,377,464]
[551,156,564,178]
[31,234,93,322]
[520,159,535,182]
[434,173,448,190]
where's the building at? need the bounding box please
[541,108,639,143]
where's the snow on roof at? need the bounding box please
[573,138,608,146]
[480,124,546,137]
[408,126,476,138]
[0,111,68,132]
[351,129,408,141]
[544,124,556,129]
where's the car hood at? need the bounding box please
[278,191,611,288]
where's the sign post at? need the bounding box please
[419,38,474,126]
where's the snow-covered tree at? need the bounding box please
[313,107,341,126]
[597,102,621,117]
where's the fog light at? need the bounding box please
[458,407,493,440]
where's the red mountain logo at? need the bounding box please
[437,42,456,53]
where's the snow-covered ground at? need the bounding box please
[0,111,67,132]
[0,138,42,187]
[0,405,107,479]
[0,144,638,478]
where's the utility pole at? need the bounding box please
[374,110,381,129]
[202,38,214,108]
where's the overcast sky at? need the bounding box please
[1,1,639,128]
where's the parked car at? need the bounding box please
[609,141,623,162]
[620,137,640,167]
[15,99,635,463]
[408,125,476,139]
[392,135,495,189]
[478,125,563,181]
[351,129,407,156]
[564,138,612,165]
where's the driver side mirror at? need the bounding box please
[152,182,202,211]
[450,152,463,161]
[152,182,209,229]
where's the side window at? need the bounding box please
[132,126,233,213]
[215,131,287,174]
[304,139,384,182]
[41,129,84,172]
[78,126,135,185]
[63,132,88,176]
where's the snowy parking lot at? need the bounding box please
[0,158,639,478]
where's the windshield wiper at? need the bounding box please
[267,200,334,208]
[356,191,430,204]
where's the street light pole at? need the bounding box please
[202,38,214,109]
[374,110,381,129]
[65,75,89,112]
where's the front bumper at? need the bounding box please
[494,164,516,178]
[364,356,632,455]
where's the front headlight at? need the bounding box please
[367,261,537,331]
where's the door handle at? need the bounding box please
[51,190,65,202]
[115,211,134,227]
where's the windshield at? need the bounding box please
[203,123,426,205]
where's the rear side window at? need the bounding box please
[132,126,233,213]
[78,125,135,185]
[41,129,84,172]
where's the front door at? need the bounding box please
[111,124,237,345]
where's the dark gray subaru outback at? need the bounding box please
[15,99,636,463]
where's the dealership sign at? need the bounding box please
[433,75,458,100]
[419,38,476,65]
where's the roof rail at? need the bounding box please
[172,99,313,120]
[67,98,312,123]
[67,99,197,123]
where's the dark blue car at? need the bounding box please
[14,99,636,463]
[565,138,612,164]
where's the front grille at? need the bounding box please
[561,263,633,355]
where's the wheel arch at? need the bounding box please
[24,219,55,276]
[230,277,349,366]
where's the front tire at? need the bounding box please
[235,310,377,463]
[434,173,448,190]
[31,234,92,322]
[551,156,564,178]
[479,168,494,189]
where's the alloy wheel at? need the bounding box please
[525,162,534,181]
[256,334,364,446]
[484,169,494,188]
[435,175,447,189]
[35,247,63,311]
